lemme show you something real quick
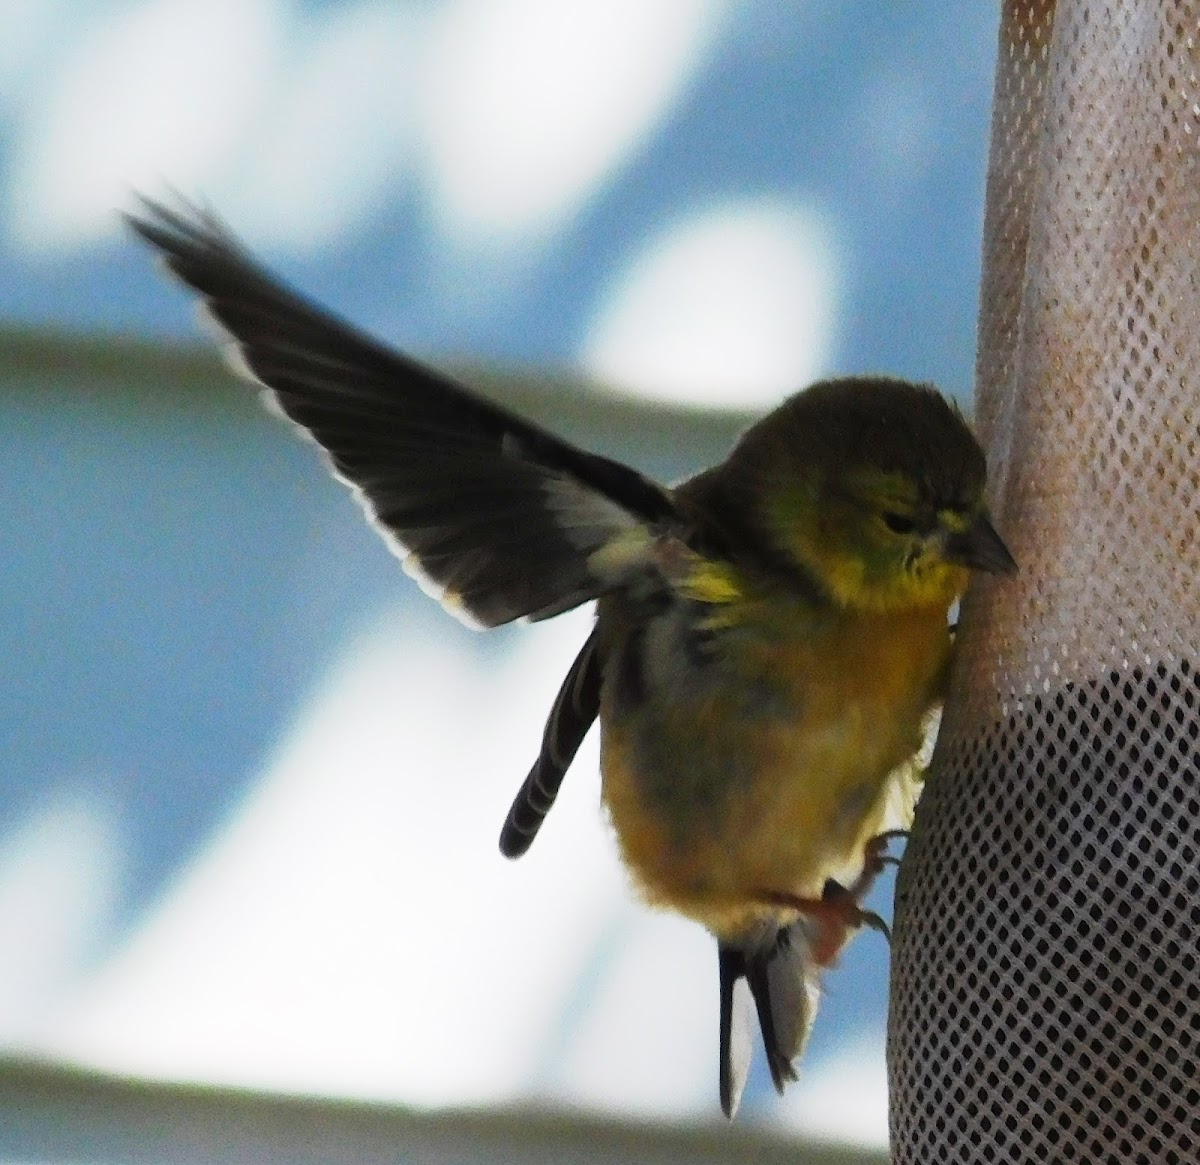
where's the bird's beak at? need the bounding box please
[943,512,1018,575]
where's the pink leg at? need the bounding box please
[755,830,907,965]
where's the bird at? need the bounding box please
[125,196,1016,1118]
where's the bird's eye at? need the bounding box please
[883,512,918,534]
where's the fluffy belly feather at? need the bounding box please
[599,603,950,938]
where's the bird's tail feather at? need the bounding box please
[718,921,821,1118]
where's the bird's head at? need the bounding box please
[728,377,1016,611]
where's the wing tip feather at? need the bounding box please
[400,551,489,630]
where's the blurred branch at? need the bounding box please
[0,1057,888,1165]
[0,324,751,477]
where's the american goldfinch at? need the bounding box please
[126,198,1015,1117]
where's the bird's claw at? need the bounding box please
[820,882,892,944]
[857,908,891,943]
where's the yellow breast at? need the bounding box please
[598,597,952,938]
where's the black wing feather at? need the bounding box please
[499,629,602,857]
[125,196,680,628]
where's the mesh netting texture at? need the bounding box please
[889,3,1200,1164]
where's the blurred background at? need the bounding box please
[0,1,998,1159]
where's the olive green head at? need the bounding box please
[726,376,1015,610]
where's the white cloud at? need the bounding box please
[35,607,647,1107]
[8,0,282,251]
[218,2,420,250]
[0,785,126,1043]
[583,199,841,408]
[545,905,715,1117]
[779,1034,891,1148]
[420,0,728,250]
[4,0,734,260]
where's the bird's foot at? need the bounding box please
[753,831,909,964]
[822,878,892,942]
[754,885,889,966]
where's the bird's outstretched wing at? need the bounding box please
[125,196,682,629]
